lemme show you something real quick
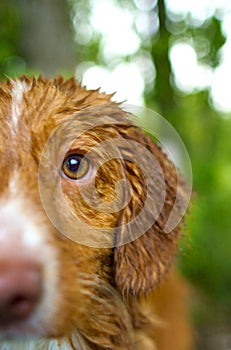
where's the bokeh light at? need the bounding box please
[72,0,231,111]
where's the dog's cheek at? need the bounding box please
[52,241,113,336]
[60,162,124,231]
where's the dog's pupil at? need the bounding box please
[67,156,81,173]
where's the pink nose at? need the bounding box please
[0,262,42,326]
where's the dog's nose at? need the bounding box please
[0,262,42,326]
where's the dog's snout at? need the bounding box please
[0,262,42,326]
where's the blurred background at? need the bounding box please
[0,0,231,348]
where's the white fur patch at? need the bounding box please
[0,197,61,339]
[9,172,22,196]
[0,332,87,350]
[10,80,30,133]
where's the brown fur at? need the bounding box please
[0,76,192,349]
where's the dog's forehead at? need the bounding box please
[2,78,78,135]
[0,80,55,176]
[0,77,131,194]
[0,77,117,154]
[0,77,127,139]
[0,80,72,187]
[0,77,135,161]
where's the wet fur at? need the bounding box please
[0,76,192,349]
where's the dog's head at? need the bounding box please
[0,76,187,345]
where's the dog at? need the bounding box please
[0,76,193,349]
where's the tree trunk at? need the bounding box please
[19,0,76,75]
[146,0,176,124]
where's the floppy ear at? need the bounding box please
[113,126,186,296]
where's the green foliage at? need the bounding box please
[0,1,25,78]
[179,94,231,309]
[142,0,231,325]
[191,16,226,68]
[168,15,226,68]
[67,0,102,65]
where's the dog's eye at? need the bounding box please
[62,154,89,180]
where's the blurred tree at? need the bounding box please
[0,0,76,77]
[67,0,102,66]
[145,0,231,327]
[19,0,76,75]
[114,0,231,343]
[0,0,23,78]
[148,0,176,120]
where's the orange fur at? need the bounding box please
[0,76,193,349]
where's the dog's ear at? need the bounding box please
[113,126,187,296]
